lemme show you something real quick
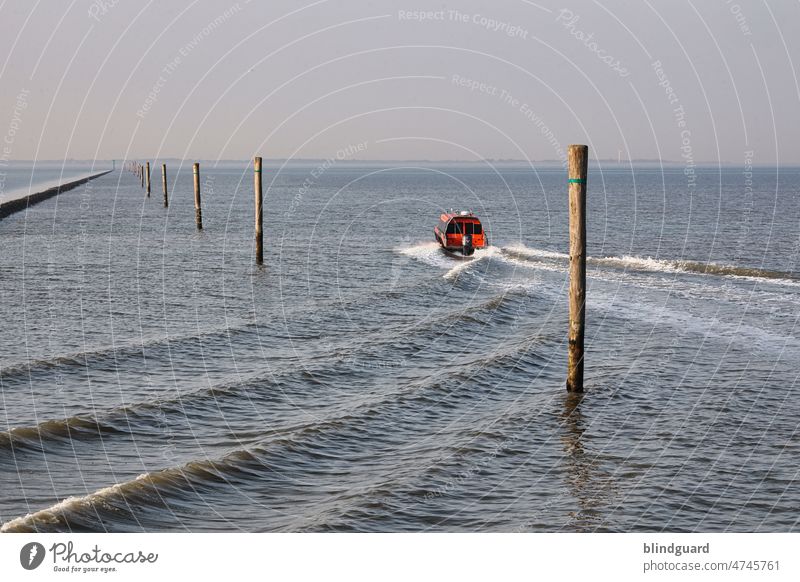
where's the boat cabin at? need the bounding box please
[434,211,487,256]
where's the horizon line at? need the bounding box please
[3,158,794,166]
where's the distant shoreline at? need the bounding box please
[0,170,112,220]
[3,159,797,167]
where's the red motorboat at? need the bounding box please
[434,211,487,256]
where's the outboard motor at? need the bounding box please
[462,234,474,256]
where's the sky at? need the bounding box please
[0,0,798,164]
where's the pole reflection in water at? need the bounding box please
[559,392,616,531]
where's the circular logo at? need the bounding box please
[20,542,46,570]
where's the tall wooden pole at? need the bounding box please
[254,156,263,264]
[161,164,168,208]
[145,162,151,196]
[193,163,202,229]
[140,164,144,189]
[566,144,588,393]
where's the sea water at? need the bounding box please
[0,162,797,532]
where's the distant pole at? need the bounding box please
[161,164,168,208]
[140,164,144,189]
[145,162,151,196]
[566,144,588,393]
[254,156,263,264]
[193,163,202,229]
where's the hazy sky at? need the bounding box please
[1,0,798,163]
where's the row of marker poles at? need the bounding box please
[126,157,264,262]
[126,150,584,391]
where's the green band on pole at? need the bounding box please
[254,169,261,173]
[568,178,586,184]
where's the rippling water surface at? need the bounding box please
[0,163,798,532]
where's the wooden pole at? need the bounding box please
[145,162,151,196]
[193,163,202,229]
[566,144,588,393]
[140,164,144,189]
[254,156,263,264]
[161,164,168,208]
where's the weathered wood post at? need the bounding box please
[145,162,151,196]
[161,164,168,207]
[566,144,588,393]
[254,156,263,264]
[140,164,144,189]
[193,163,202,229]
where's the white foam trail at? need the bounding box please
[503,244,569,260]
[504,245,798,286]
[0,474,151,532]
[443,246,500,280]
[592,255,680,273]
[402,242,799,288]
[397,242,503,280]
[397,241,450,269]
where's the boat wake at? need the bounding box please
[397,242,502,280]
[502,244,799,285]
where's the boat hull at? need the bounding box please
[439,246,474,260]
[434,228,483,256]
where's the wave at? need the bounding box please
[502,244,569,261]
[0,333,557,532]
[443,246,501,280]
[0,416,122,448]
[0,288,541,453]
[0,464,232,532]
[0,250,445,383]
[398,241,451,269]
[397,242,503,279]
[0,318,257,379]
[594,255,799,284]
[672,259,799,282]
[500,244,799,285]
